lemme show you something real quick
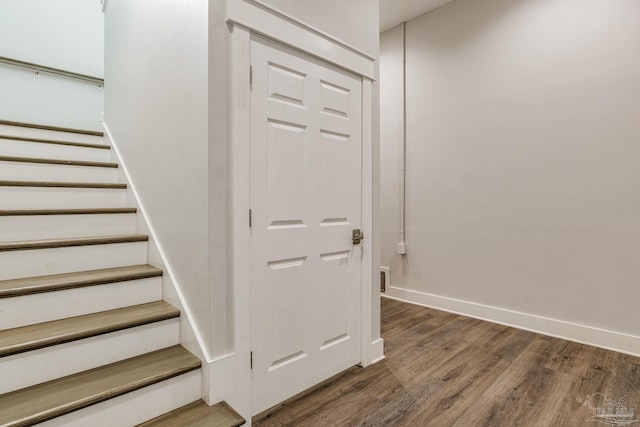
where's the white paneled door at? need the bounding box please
[250,37,363,415]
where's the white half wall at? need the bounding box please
[104,0,215,357]
[0,0,104,130]
[380,0,640,353]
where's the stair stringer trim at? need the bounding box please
[101,123,210,374]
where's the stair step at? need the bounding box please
[0,180,125,189]
[0,186,127,210]
[0,119,104,137]
[2,276,162,331]
[0,234,148,252]
[0,134,108,150]
[0,264,160,299]
[0,184,126,210]
[137,400,245,427]
[0,209,137,241]
[0,134,111,150]
[0,237,148,282]
[0,136,110,163]
[0,318,179,396]
[0,301,178,357]
[0,345,201,427]
[0,160,119,183]
[40,371,201,427]
[0,212,136,240]
[0,208,137,216]
[0,155,117,168]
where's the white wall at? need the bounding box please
[0,0,104,130]
[209,0,234,358]
[0,68,104,131]
[104,0,215,356]
[381,0,640,352]
[0,0,104,76]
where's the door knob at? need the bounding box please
[352,229,364,245]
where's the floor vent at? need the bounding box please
[380,267,390,293]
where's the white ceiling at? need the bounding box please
[379,0,457,32]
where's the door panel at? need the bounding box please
[319,251,351,347]
[267,120,307,226]
[267,257,308,366]
[250,37,363,415]
[320,131,350,223]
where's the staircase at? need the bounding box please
[0,121,244,427]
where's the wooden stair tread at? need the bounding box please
[0,234,148,252]
[137,400,245,427]
[0,207,137,216]
[0,180,126,189]
[0,345,201,427]
[0,134,109,149]
[0,119,104,136]
[0,301,179,357]
[0,155,118,168]
[0,264,160,298]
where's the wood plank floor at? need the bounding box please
[254,297,640,426]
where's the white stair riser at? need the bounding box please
[0,160,119,182]
[0,319,179,395]
[0,241,148,281]
[0,186,127,209]
[0,213,136,241]
[0,124,104,145]
[0,139,110,162]
[38,370,201,427]
[0,277,162,330]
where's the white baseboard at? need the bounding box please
[384,285,640,358]
[204,353,251,422]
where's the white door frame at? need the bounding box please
[223,23,380,419]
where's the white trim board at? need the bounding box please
[204,353,249,416]
[226,0,375,79]
[368,338,385,365]
[384,286,640,358]
[225,23,253,420]
[247,0,376,61]
[360,77,384,368]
